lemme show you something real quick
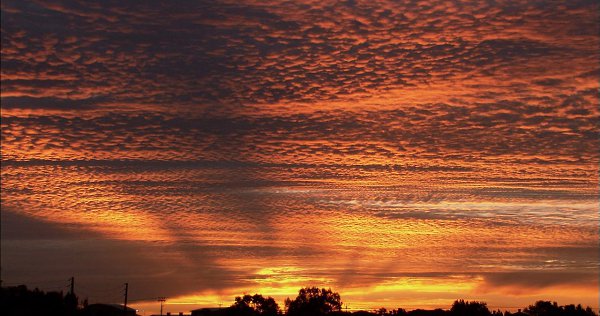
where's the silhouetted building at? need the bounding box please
[191,307,227,316]
[82,303,137,316]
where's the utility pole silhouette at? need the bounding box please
[123,283,129,314]
[69,277,75,295]
[158,297,166,316]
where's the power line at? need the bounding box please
[124,283,129,314]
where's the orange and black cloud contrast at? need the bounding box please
[1,0,599,313]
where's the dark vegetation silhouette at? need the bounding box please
[450,300,491,316]
[1,285,597,316]
[229,294,279,316]
[284,287,342,316]
[523,301,596,316]
[1,284,78,316]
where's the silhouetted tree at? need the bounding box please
[252,294,279,316]
[378,308,410,316]
[451,300,491,316]
[395,308,409,316]
[524,301,562,316]
[285,287,342,316]
[523,302,597,316]
[562,304,596,316]
[230,294,279,316]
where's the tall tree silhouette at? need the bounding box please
[451,300,491,316]
[230,294,279,316]
[285,287,342,316]
[524,301,562,316]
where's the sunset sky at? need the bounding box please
[1,0,599,314]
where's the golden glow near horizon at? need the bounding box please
[1,0,599,315]
[2,162,597,312]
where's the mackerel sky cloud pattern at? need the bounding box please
[1,0,599,312]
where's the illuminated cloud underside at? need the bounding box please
[1,0,598,313]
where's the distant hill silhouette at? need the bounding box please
[1,285,597,316]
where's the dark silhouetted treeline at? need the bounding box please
[191,287,597,316]
[1,285,597,316]
[1,284,79,316]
